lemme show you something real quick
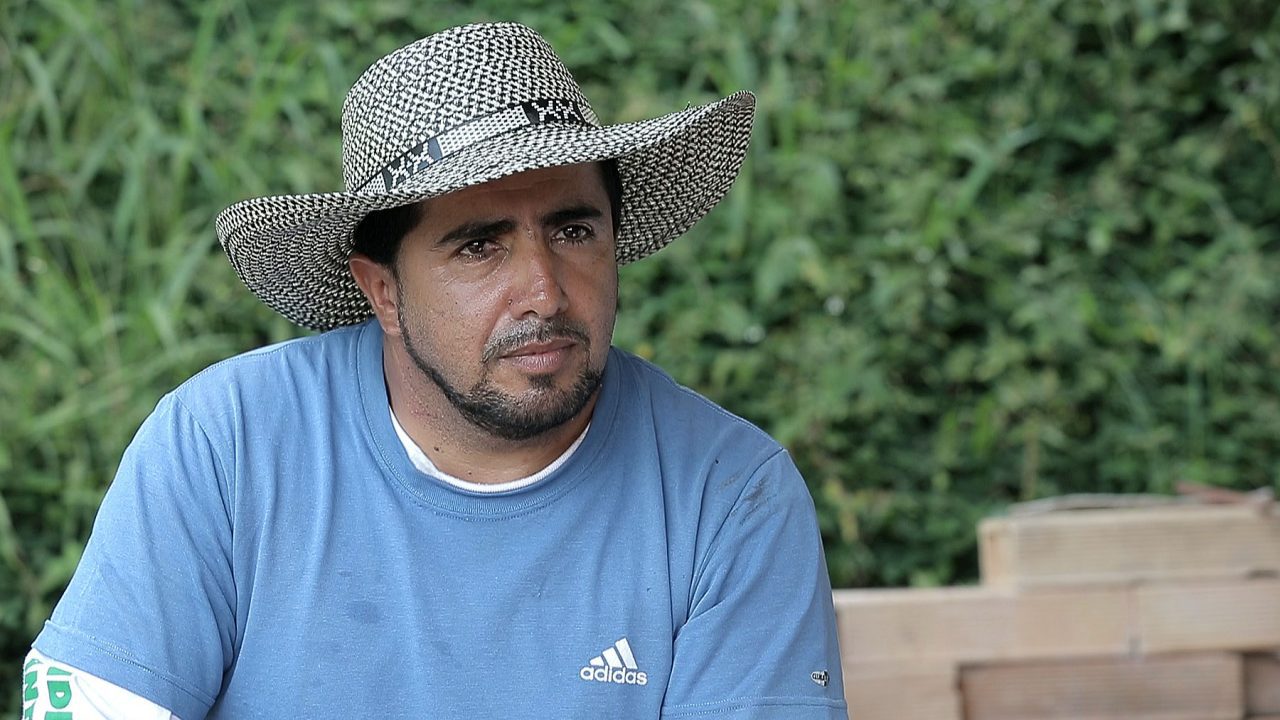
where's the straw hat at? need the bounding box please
[215,22,755,331]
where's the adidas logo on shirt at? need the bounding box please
[578,637,648,686]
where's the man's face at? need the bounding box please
[389,163,619,441]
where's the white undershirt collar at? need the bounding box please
[390,407,589,493]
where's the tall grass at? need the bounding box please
[1,0,314,689]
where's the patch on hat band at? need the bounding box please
[357,98,591,192]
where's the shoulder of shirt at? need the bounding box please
[608,349,815,572]
[167,323,365,403]
[607,347,786,457]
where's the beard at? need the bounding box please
[397,302,604,442]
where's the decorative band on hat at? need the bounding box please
[356,98,592,193]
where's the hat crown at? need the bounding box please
[340,23,599,191]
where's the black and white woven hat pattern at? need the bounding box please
[215,22,756,331]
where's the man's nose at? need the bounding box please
[508,237,569,318]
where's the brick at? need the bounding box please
[961,653,1242,720]
[1138,579,1280,653]
[980,505,1280,588]
[832,586,1132,665]
[841,662,959,720]
[1247,652,1280,715]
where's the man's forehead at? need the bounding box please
[404,163,613,245]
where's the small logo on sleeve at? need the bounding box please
[811,669,830,687]
[579,637,648,686]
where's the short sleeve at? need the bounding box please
[33,393,235,720]
[662,451,848,719]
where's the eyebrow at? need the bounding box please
[435,219,516,248]
[541,204,604,228]
[434,203,606,248]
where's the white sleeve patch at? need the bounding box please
[21,649,179,720]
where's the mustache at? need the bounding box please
[482,318,591,363]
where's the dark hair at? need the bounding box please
[351,158,624,269]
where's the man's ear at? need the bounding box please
[349,253,402,337]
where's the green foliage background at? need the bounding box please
[3,0,1279,707]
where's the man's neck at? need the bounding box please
[381,340,597,484]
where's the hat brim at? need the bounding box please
[215,91,756,331]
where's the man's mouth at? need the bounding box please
[497,338,578,373]
[502,339,576,358]
[484,319,591,364]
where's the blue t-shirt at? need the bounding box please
[35,320,847,719]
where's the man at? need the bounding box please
[23,22,847,719]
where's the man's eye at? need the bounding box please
[459,239,495,258]
[556,224,594,243]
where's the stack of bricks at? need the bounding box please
[833,502,1280,719]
